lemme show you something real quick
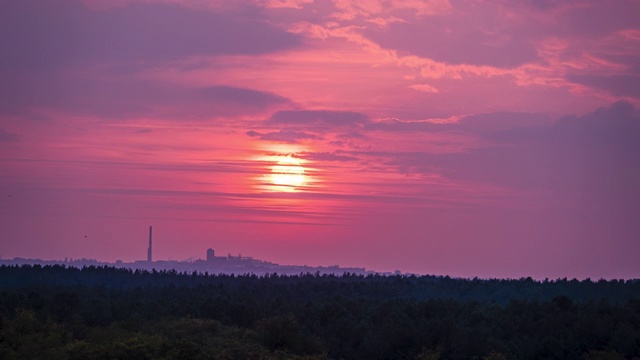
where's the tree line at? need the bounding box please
[1,265,639,359]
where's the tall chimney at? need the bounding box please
[147,226,152,262]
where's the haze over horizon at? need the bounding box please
[1,0,639,279]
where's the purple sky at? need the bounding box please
[1,0,639,278]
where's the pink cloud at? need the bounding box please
[409,84,439,93]
[247,130,321,143]
[262,0,313,9]
[331,0,451,21]
[366,16,406,28]
[294,151,358,162]
[268,110,369,126]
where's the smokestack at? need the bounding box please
[147,226,152,262]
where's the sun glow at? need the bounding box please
[269,156,306,191]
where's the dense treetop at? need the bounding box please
[1,265,639,359]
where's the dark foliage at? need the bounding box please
[1,265,639,359]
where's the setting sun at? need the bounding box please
[269,156,306,190]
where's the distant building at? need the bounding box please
[207,248,215,261]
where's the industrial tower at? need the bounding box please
[147,226,152,262]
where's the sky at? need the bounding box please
[1,0,639,279]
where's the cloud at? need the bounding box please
[134,129,153,134]
[268,110,370,126]
[455,112,553,135]
[0,76,291,118]
[488,101,640,148]
[197,86,289,108]
[246,130,320,143]
[384,101,640,194]
[346,0,640,92]
[0,0,298,118]
[262,0,313,9]
[366,112,552,135]
[336,131,367,139]
[0,128,18,142]
[552,100,640,149]
[409,84,439,93]
[0,0,301,72]
[363,12,538,68]
[331,0,452,20]
[366,16,406,28]
[566,74,640,98]
[295,152,359,162]
[547,2,640,38]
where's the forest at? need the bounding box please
[1,265,639,359]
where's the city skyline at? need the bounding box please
[0,225,374,276]
[1,0,639,279]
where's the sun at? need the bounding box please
[270,156,306,190]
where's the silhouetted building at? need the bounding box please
[147,226,153,263]
[207,248,215,261]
